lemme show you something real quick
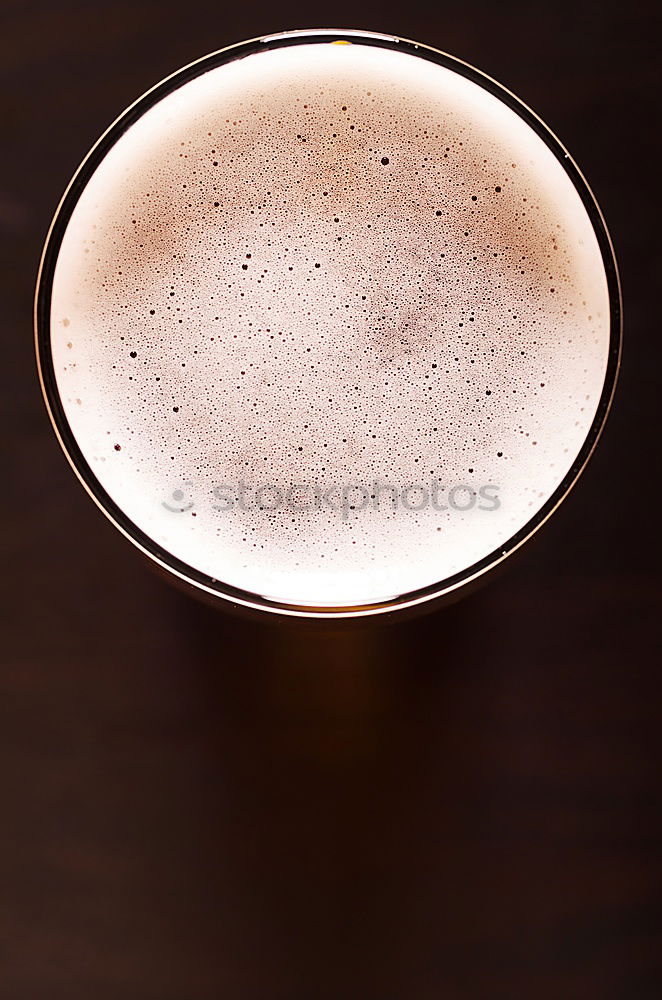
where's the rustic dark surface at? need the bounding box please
[1,1,661,997]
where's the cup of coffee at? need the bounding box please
[35,29,621,617]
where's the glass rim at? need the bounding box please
[34,27,622,619]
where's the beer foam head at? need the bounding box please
[49,35,612,608]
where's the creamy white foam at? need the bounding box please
[50,38,610,607]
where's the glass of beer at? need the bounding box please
[35,29,621,618]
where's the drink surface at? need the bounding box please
[50,37,610,607]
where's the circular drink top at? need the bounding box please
[39,30,619,613]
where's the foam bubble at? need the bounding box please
[50,40,610,606]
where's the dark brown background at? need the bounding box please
[2,1,661,997]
